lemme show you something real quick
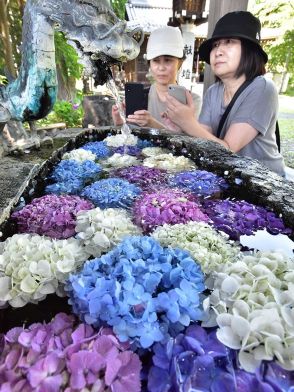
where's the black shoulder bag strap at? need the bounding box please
[216,79,281,152]
[216,79,253,138]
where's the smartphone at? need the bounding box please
[168,84,187,104]
[125,82,149,117]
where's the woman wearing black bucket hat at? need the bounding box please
[165,11,285,176]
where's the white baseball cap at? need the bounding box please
[146,26,184,60]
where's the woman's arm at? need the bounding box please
[166,92,258,151]
[127,110,167,128]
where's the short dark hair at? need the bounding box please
[215,39,266,82]
[235,39,266,79]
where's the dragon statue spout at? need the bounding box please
[0,0,143,152]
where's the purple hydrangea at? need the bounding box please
[133,188,209,233]
[169,170,229,197]
[113,145,142,156]
[111,165,168,189]
[66,236,205,350]
[11,194,94,239]
[81,141,111,158]
[148,325,293,392]
[202,199,292,240]
[81,178,141,209]
[0,313,141,392]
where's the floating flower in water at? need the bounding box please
[62,148,96,162]
[0,313,141,391]
[75,207,141,257]
[133,188,209,233]
[104,133,138,147]
[101,153,139,169]
[11,194,94,239]
[136,139,154,149]
[143,153,196,172]
[152,221,241,274]
[81,178,141,209]
[205,250,294,372]
[169,169,229,197]
[203,199,292,240]
[113,145,142,156]
[45,179,84,195]
[0,234,87,307]
[141,146,169,157]
[49,159,101,183]
[66,236,205,349]
[81,141,110,158]
[148,324,293,392]
[111,165,168,189]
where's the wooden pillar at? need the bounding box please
[203,0,249,95]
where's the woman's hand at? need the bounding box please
[112,103,125,126]
[127,110,159,128]
[165,91,196,129]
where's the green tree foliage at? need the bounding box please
[249,1,294,74]
[110,0,127,19]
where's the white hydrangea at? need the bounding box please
[75,207,141,258]
[205,251,294,372]
[152,221,241,274]
[104,133,138,147]
[101,153,139,169]
[143,153,196,172]
[0,234,88,308]
[141,147,169,157]
[62,148,96,162]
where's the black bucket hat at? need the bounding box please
[199,11,268,64]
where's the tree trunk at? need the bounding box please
[0,0,17,78]
[203,0,249,95]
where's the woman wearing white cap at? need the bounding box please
[165,11,285,176]
[112,26,201,132]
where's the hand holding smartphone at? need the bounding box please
[125,82,149,117]
[168,84,187,105]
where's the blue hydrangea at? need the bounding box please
[169,170,229,197]
[45,179,84,195]
[81,178,141,209]
[81,141,111,158]
[136,139,154,149]
[66,236,205,350]
[50,159,101,183]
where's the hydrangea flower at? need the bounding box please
[111,165,168,189]
[66,236,205,349]
[169,169,229,197]
[113,145,142,156]
[104,133,138,147]
[45,179,84,195]
[81,141,110,158]
[49,159,101,183]
[81,178,141,209]
[0,234,87,307]
[152,221,241,274]
[141,146,169,157]
[148,325,294,392]
[0,313,141,391]
[206,250,294,372]
[203,199,292,240]
[62,148,96,162]
[143,153,196,172]
[136,139,154,149]
[133,188,209,233]
[75,207,141,257]
[11,194,94,239]
[101,153,139,169]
